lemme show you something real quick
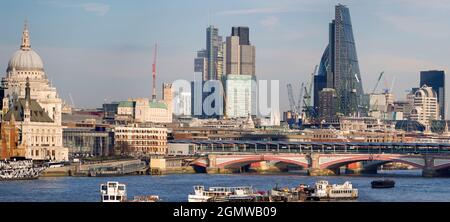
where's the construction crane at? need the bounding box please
[152,43,158,101]
[372,71,384,94]
[302,65,318,117]
[297,82,304,115]
[287,84,296,113]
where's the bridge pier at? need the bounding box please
[345,162,378,175]
[206,167,233,174]
[308,168,338,176]
[421,155,450,177]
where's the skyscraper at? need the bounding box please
[225,27,255,76]
[224,27,256,118]
[420,70,445,119]
[206,25,223,80]
[314,4,364,116]
[194,49,208,80]
[232,26,250,45]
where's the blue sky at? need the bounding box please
[0,0,449,114]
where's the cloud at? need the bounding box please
[260,16,280,29]
[40,0,110,16]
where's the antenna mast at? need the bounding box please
[152,43,158,101]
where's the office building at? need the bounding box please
[225,27,255,76]
[314,4,364,116]
[225,74,256,118]
[420,70,445,119]
[114,124,168,156]
[410,85,440,125]
[206,26,223,81]
[318,88,337,122]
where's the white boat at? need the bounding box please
[100,181,160,202]
[188,185,257,202]
[100,181,127,202]
[0,159,46,181]
[310,180,358,201]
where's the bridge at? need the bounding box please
[170,140,450,177]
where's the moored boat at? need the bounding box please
[100,181,160,202]
[308,180,358,201]
[371,179,395,189]
[0,159,46,181]
[188,185,262,202]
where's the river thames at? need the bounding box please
[1,170,450,202]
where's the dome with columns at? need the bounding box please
[6,22,44,72]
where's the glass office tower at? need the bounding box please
[314,4,364,116]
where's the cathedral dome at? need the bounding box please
[7,49,44,72]
[6,21,44,72]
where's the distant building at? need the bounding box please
[232,26,250,45]
[63,125,114,157]
[368,94,387,118]
[174,90,191,117]
[206,25,223,81]
[224,74,256,118]
[314,4,364,116]
[103,102,119,124]
[420,70,445,119]
[410,85,440,125]
[194,50,208,81]
[116,98,171,124]
[114,124,167,156]
[162,83,173,116]
[190,80,223,119]
[225,27,255,76]
[318,88,337,122]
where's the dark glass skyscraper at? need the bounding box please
[206,25,222,80]
[231,26,250,45]
[314,4,364,116]
[420,70,445,118]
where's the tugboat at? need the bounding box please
[371,179,395,189]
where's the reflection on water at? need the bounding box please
[1,170,450,202]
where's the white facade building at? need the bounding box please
[225,74,256,118]
[1,22,68,161]
[116,98,172,123]
[410,85,440,125]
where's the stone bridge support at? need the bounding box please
[307,153,338,176]
[422,155,450,177]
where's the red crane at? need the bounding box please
[152,43,157,101]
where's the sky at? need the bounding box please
[0,0,449,116]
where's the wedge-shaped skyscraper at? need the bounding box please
[314,4,364,116]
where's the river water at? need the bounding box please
[1,170,450,202]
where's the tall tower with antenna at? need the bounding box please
[152,43,157,101]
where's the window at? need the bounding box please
[103,196,109,200]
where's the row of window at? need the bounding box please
[30,149,56,157]
[122,141,166,146]
[115,130,166,134]
[115,135,166,140]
